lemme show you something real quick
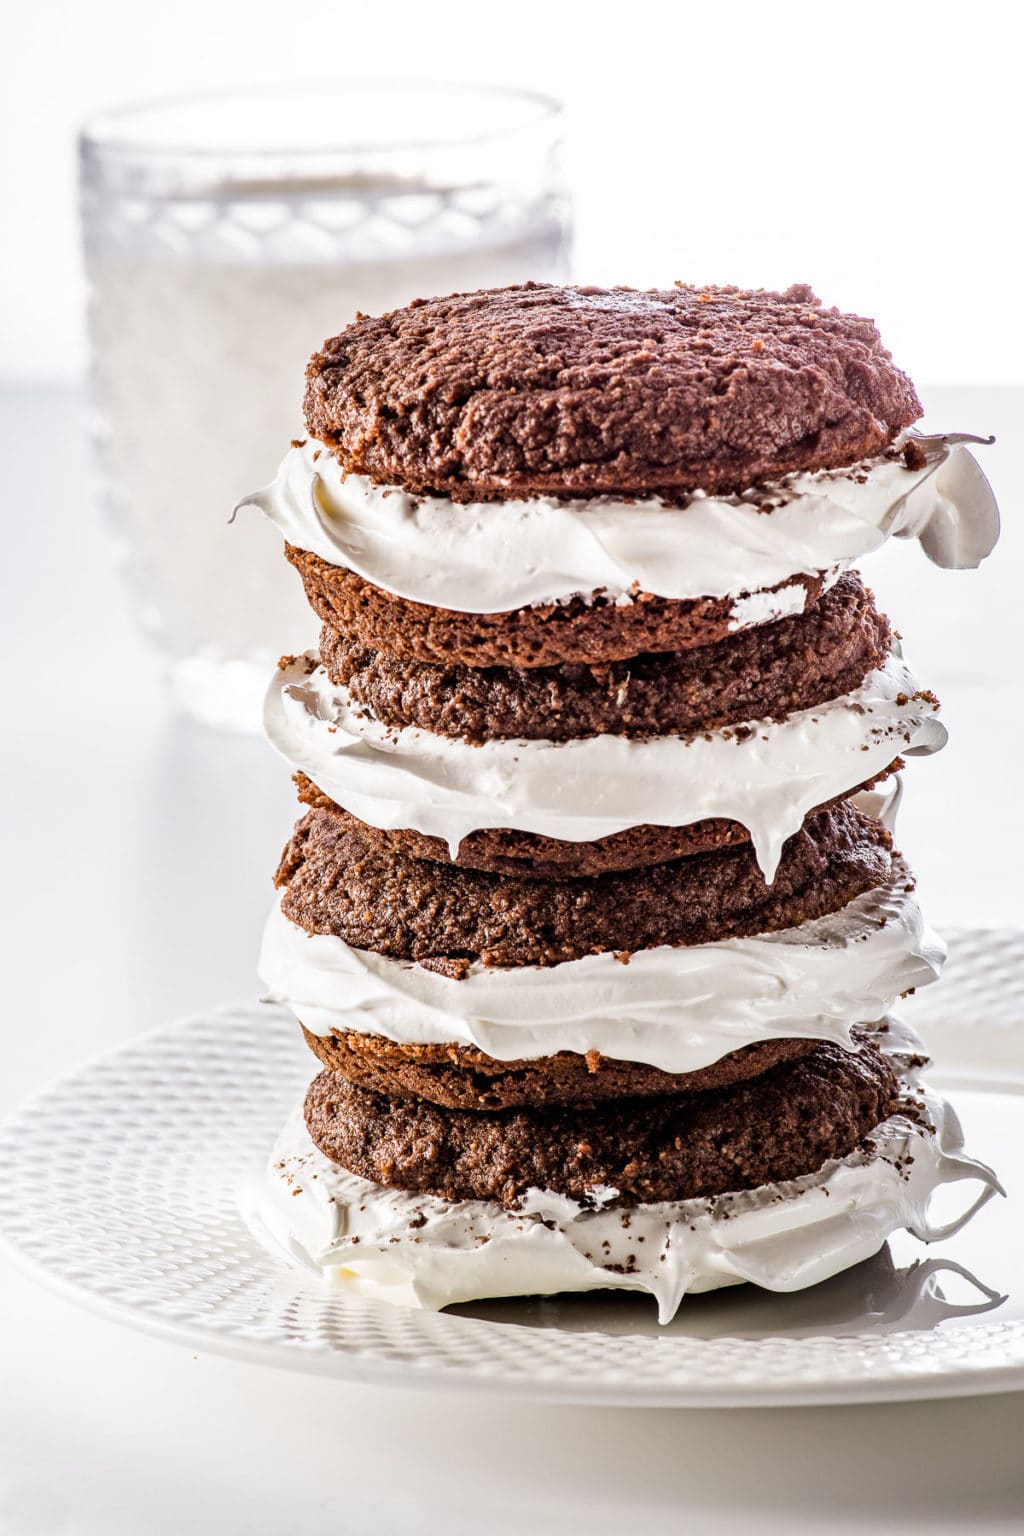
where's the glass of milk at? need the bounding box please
[80,83,570,730]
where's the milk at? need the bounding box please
[84,185,570,726]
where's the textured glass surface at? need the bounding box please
[80,85,571,728]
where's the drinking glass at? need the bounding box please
[80,83,570,729]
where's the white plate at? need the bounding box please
[0,927,1021,1408]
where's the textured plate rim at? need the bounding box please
[4,1230,1024,1409]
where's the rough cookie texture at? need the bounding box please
[274,801,892,967]
[302,1028,818,1110]
[287,546,834,668]
[293,765,899,879]
[303,283,921,502]
[303,1040,899,1205]
[319,572,890,742]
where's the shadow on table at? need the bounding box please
[449,1244,1007,1340]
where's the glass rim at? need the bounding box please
[79,79,564,162]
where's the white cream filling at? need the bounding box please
[237,432,998,616]
[265,647,946,882]
[727,580,813,631]
[258,856,944,1074]
[254,1019,1001,1324]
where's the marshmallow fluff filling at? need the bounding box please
[239,431,999,616]
[259,855,944,1075]
[256,1018,1002,1324]
[266,647,945,882]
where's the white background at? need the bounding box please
[4,0,1023,384]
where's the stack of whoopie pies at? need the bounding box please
[245,284,1000,1317]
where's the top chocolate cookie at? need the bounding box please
[304,282,921,501]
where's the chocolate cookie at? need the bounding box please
[302,1028,819,1109]
[304,283,921,502]
[275,800,892,967]
[288,547,835,668]
[303,1039,899,1205]
[318,572,890,742]
[293,765,898,879]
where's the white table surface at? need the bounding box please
[2,384,1022,1534]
